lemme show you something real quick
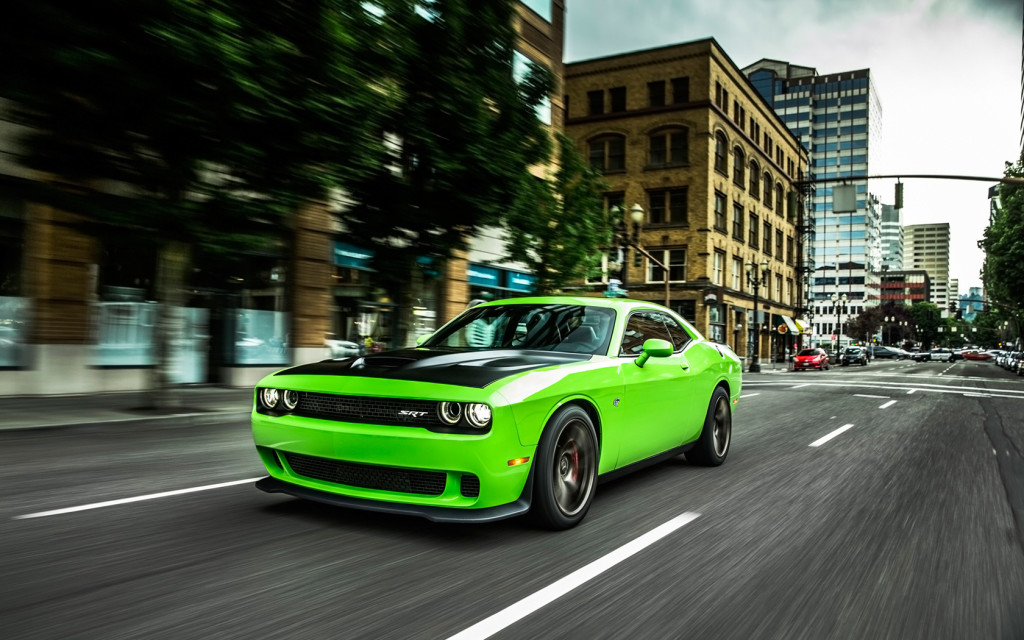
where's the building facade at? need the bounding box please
[904,222,952,316]
[880,203,904,271]
[0,0,566,395]
[564,39,809,364]
[741,60,884,349]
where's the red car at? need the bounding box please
[794,347,830,371]
[962,350,994,361]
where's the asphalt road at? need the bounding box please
[2,359,1023,639]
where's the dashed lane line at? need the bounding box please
[810,424,854,448]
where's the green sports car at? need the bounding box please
[252,296,742,529]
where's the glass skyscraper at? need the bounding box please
[743,60,883,347]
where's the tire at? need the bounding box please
[531,405,598,530]
[687,387,731,467]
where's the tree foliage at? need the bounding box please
[502,134,611,294]
[981,152,1024,322]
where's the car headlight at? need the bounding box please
[259,387,280,409]
[465,403,492,428]
[438,401,463,425]
[282,390,299,411]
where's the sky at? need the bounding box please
[564,0,1023,294]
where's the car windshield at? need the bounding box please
[844,348,862,354]
[421,304,616,355]
[797,349,819,357]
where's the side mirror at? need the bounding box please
[635,338,673,368]
[415,334,431,347]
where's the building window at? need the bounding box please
[713,192,727,231]
[648,81,665,107]
[712,251,725,285]
[750,161,760,194]
[714,132,728,175]
[648,188,688,225]
[609,86,626,112]
[649,127,688,167]
[647,248,687,283]
[763,172,773,207]
[763,221,773,256]
[588,135,625,173]
[587,90,604,116]
[672,77,690,103]
[776,229,784,259]
[732,147,745,186]
[775,274,783,301]
[732,256,742,291]
[732,203,744,240]
[749,213,759,248]
[786,235,795,265]
[776,184,784,215]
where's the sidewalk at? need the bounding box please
[0,386,254,432]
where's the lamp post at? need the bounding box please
[611,204,670,307]
[830,292,848,354]
[745,259,770,373]
[884,315,892,346]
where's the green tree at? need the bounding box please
[981,152,1024,335]
[502,134,612,294]
[2,0,386,403]
[910,301,943,348]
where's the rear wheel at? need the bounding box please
[532,405,598,530]
[687,387,731,466]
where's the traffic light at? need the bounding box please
[895,182,904,209]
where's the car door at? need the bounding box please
[616,310,698,467]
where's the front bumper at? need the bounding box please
[252,408,536,514]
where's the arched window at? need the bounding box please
[648,127,689,168]
[749,161,760,194]
[714,132,728,174]
[763,171,773,207]
[775,183,785,216]
[732,147,745,187]
[588,134,626,173]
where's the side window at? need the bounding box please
[619,311,674,356]
[658,313,693,351]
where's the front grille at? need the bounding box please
[295,392,443,428]
[283,452,447,496]
[460,474,480,498]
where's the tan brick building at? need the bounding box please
[564,38,809,363]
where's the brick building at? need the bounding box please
[564,38,809,363]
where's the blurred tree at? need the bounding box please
[502,134,611,294]
[1,0,387,403]
[910,301,942,349]
[341,0,555,289]
[981,152,1024,331]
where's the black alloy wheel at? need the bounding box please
[532,405,598,530]
[687,386,732,466]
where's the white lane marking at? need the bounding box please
[854,394,889,399]
[739,393,760,399]
[879,400,897,409]
[907,389,917,394]
[445,512,701,640]
[791,384,811,389]
[14,478,262,519]
[809,424,854,447]
[963,392,991,398]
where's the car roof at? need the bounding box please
[474,296,666,313]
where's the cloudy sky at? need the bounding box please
[565,0,1022,294]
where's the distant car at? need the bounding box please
[839,347,868,366]
[794,347,830,371]
[869,346,904,360]
[910,349,930,362]
[929,348,954,362]
[325,339,362,358]
[252,297,742,530]
[962,350,993,361]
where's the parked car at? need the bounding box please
[252,297,741,530]
[794,347,830,371]
[839,346,868,366]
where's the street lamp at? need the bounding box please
[611,203,670,307]
[884,315,893,346]
[830,292,848,354]
[745,258,770,373]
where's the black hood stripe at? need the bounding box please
[275,348,590,388]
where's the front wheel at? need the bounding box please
[687,387,731,466]
[531,405,598,530]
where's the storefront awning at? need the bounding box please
[794,318,810,334]
[771,314,799,336]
